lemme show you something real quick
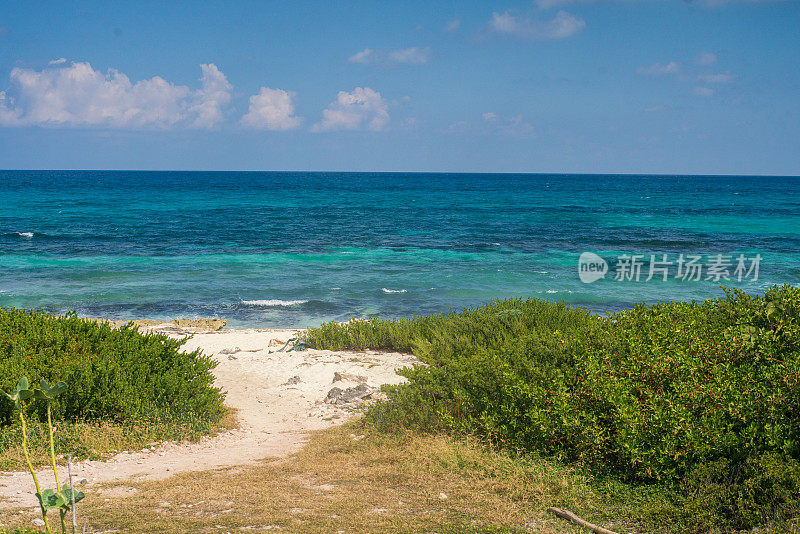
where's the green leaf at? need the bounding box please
[2,377,34,407]
[37,488,66,510]
[57,485,85,509]
[36,379,68,400]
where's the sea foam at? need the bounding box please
[241,299,309,307]
[16,232,34,239]
[381,288,407,294]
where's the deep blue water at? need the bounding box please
[1,171,798,328]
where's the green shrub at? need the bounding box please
[0,309,224,429]
[304,285,800,530]
[683,452,800,530]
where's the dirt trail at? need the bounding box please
[0,328,418,508]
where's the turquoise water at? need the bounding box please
[1,171,798,328]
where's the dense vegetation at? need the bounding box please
[0,309,226,466]
[304,285,800,531]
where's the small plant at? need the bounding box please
[2,378,84,534]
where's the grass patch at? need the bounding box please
[0,421,683,533]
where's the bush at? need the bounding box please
[304,285,800,529]
[0,309,225,428]
[683,452,800,530]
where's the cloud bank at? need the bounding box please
[489,10,585,40]
[0,61,232,129]
[312,87,389,132]
[240,87,302,130]
[348,47,432,66]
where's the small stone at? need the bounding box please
[333,371,368,383]
[32,518,46,527]
[438,492,448,500]
[79,479,88,485]
[284,375,301,385]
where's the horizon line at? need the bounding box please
[2,169,799,178]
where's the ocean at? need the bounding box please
[1,171,798,328]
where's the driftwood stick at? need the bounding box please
[547,507,620,534]
[68,454,77,534]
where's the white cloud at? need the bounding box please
[696,52,718,65]
[188,63,233,129]
[348,48,379,64]
[48,58,67,65]
[348,47,431,66]
[387,47,431,65]
[0,61,232,129]
[637,61,681,76]
[698,72,735,83]
[312,87,389,132]
[489,10,585,40]
[693,86,715,97]
[482,112,498,121]
[444,18,461,33]
[0,91,22,125]
[240,87,302,130]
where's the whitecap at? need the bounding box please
[330,287,341,290]
[16,232,34,239]
[241,299,309,307]
[546,290,558,294]
[381,288,407,294]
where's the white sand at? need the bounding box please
[0,328,419,508]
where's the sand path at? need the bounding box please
[0,328,418,509]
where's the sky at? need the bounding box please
[0,0,798,174]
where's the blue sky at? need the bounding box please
[0,0,798,174]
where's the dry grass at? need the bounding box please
[1,421,644,533]
[0,409,239,471]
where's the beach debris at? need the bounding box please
[283,376,302,386]
[219,347,241,355]
[332,371,368,383]
[290,340,308,352]
[275,338,309,352]
[547,507,619,534]
[324,384,377,405]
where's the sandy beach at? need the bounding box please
[0,325,419,509]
